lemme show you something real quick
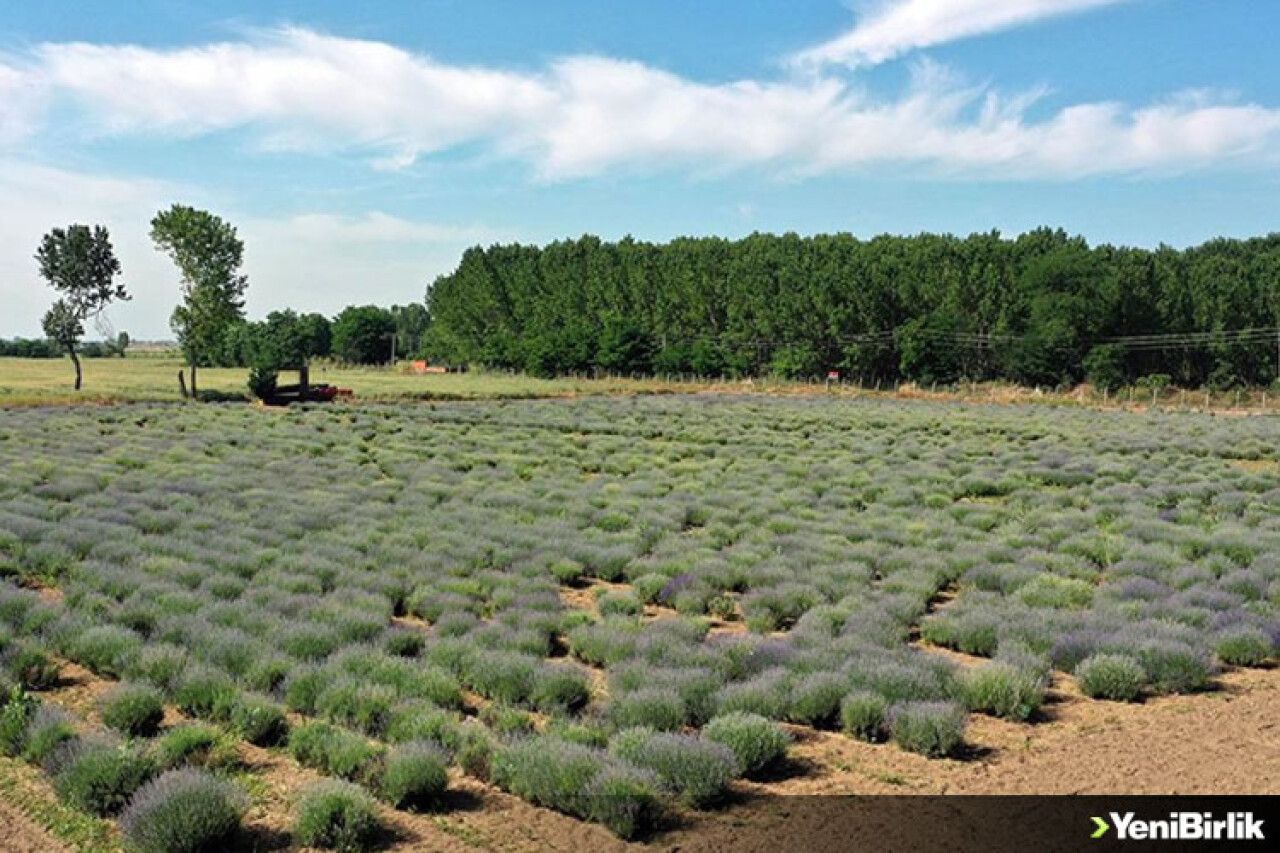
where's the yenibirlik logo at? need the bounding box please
[1092,812,1265,841]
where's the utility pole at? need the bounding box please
[389,332,397,367]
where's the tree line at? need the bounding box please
[423,229,1280,389]
[26,207,432,394]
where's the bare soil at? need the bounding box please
[8,641,1277,853]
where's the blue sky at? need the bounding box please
[2,0,1278,338]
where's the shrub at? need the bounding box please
[530,664,592,714]
[119,769,247,853]
[1213,626,1273,667]
[49,739,154,816]
[1132,641,1214,693]
[840,691,888,742]
[1074,654,1146,702]
[284,667,328,715]
[380,742,449,810]
[317,681,396,738]
[631,574,669,605]
[230,695,289,746]
[887,702,966,758]
[545,718,610,749]
[288,722,382,782]
[70,625,143,678]
[101,683,165,737]
[383,628,424,658]
[385,704,462,750]
[609,728,737,808]
[607,687,686,731]
[5,642,60,690]
[582,764,662,840]
[787,672,848,728]
[714,670,790,720]
[244,656,293,695]
[22,704,77,765]
[456,726,495,782]
[707,594,737,621]
[152,724,240,772]
[294,779,382,853]
[958,662,1045,721]
[466,651,537,706]
[567,621,638,667]
[491,737,605,814]
[129,644,189,692]
[1016,574,1094,610]
[597,591,643,617]
[479,704,537,736]
[174,670,237,721]
[0,686,37,756]
[919,610,999,656]
[702,712,789,777]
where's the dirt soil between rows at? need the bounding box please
[4,664,1276,853]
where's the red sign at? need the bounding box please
[827,371,840,380]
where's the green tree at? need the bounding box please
[150,205,248,397]
[391,304,431,360]
[332,305,396,365]
[34,224,128,390]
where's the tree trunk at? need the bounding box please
[177,370,188,399]
[70,346,82,391]
[190,363,199,399]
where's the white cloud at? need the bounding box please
[1,27,1274,183]
[791,0,1134,68]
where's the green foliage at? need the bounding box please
[151,724,240,772]
[608,728,737,808]
[229,695,288,746]
[51,740,154,816]
[71,625,142,679]
[456,726,495,782]
[581,764,662,840]
[22,706,78,764]
[0,685,37,756]
[119,769,247,853]
[839,691,887,742]
[332,305,396,365]
[173,671,237,721]
[5,642,60,690]
[294,779,382,853]
[1213,626,1273,667]
[1016,574,1094,609]
[247,365,278,401]
[607,688,686,731]
[287,722,383,782]
[701,712,789,777]
[426,230,1280,386]
[1074,654,1146,702]
[380,742,448,809]
[787,673,848,728]
[34,224,128,390]
[888,702,966,757]
[150,205,247,381]
[1084,344,1127,391]
[958,662,1045,721]
[530,665,592,714]
[100,684,165,737]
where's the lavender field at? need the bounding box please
[1,397,1278,844]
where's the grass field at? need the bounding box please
[0,395,1277,850]
[5,355,1280,412]
[0,357,719,405]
